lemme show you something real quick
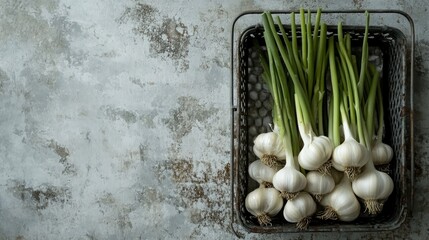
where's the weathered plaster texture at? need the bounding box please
[0,0,428,239]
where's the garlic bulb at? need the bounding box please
[305,171,335,201]
[298,128,333,174]
[245,187,284,226]
[319,174,360,221]
[272,156,307,200]
[283,191,317,230]
[371,142,393,165]
[253,131,286,168]
[249,160,280,187]
[332,135,370,181]
[352,159,394,214]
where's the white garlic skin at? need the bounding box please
[253,132,286,161]
[245,187,284,218]
[321,177,361,221]
[305,171,335,195]
[332,138,370,171]
[272,166,307,194]
[371,142,393,165]
[352,162,394,202]
[298,136,333,170]
[283,192,316,223]
[248,160,279,184]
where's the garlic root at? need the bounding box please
[261,154,283,168]
[344,166,361,181]
[318,206,339,220]
[281,191,298,200]
[262,181,273,188]
[256,214,272,226]
[317,160,333,176]
[364,199,384,215]
[296,217,312,230]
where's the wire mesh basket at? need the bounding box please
[230,10,414,233]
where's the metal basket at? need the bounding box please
[230,10,414,234]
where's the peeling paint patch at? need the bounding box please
[154,158,230,188]
[155,157,230,228]
[129,77,154,88]
[136,186,165,204]
[139,111,157,129]
[117,3,190,72]
[8,180,70,210]
[97,192,116,206]
[0,68,9,94]
[101,105,157,128]
[48,140,77,176]
[102,105,138,124]
[96,192,134,232]
[149,18,189,60]
[48,140,70,159]
[139,143,146,162]
[194,4,230,70]
[0,0,85,68]
[163,96,218,142]
[352,0,364,9]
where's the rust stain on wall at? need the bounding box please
[8,180,71,210]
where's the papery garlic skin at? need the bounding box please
[283,192,317,230]
[245,187,284,226]
[371,142,393,165]
[298,136,333,171]
[305,171,335,201]
[253,132,286,167]
[320,175,361,222]
[332,138,370,180]
[272,157,307,200]
[352,160,394,215]
[249,160,279,187]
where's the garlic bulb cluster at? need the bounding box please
[253,131,286,167]
[249,160,280,187]
[283,192,317,230]
[371,142,393,165]
[305,171,335,201]
[332,136,370,181]
[319,175,361,221]
[245,187,284,226]
[272,157,307,200]
[242,10,397,230]
[352,160,394,214]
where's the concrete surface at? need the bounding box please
[0,0,428,239]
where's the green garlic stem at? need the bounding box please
[300,8,307,70]
[328,37,341,146]
[366,69,379,144]
[337,22,367,148]
[358,11,370,100]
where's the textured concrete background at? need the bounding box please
[0,0,427,239]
